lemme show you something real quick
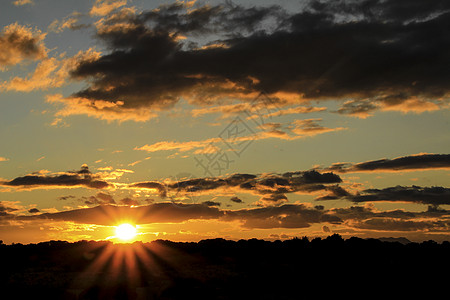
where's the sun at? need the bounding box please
[115,223,137,241]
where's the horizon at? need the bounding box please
[0,0,449,245]
[0,234,433,246]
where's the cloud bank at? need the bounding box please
[45,0,450,121]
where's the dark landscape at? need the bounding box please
[1,235,448,299]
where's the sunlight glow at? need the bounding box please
[115,223,137,241]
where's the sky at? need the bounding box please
[0,0,449,244]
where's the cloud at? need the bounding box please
[0,157,9,162]
[0,202,18,217]
[1,49,100,92]
[119,197,140,206]
[328,204,450,232]
[135,137,221,153]
[258,193,288,206]
[128,181,167,197]
[289,119,346,137]
[192,103,326,119]
[346,186,450,206]
[260,106,327,118]
[126,170,342,208]
[28,208,40,214]
[48,0,450,121]
[136,118,345,155]
[46,94,157,123]
[48,12,90,33]
[20,203,223,225]
[381,98,441,114]
[12,201,450,234]
[0,165,111,190]
[316,185,352,201]
[224,204,340,229]
[90,0,127,16]
[0,23,46,69]
[191,103,256,118]
[202,201,221,207]
[12,0,33,6]
[147,170,341,207]
[85,192,116,205]
[58,195,76,201]
[350,217,449,232]
[230,196,243,203]
[18,202,335,229]
[324,153,450,173]
[336,99,379,118]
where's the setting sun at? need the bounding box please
[115,223,137,241]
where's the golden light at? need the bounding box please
[115,223,137,241]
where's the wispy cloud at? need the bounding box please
[323,153,450,173]
[136,119,345,154]
[90,0,127,16]
[12,0,33,7]
[1,49,100,92]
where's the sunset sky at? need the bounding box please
[0,0,449,244]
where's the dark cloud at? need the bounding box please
[202,201,221,207]
[316,185,352,200]
[20,202,337,229]
[160,170,341,206]
[230,196,243,203]
[0,202,18,217]
[14,201,450,233]
[84,192,116,205]
[325,154,450,173]
[317,183,450,206]
[325,204,450,232]
[259,193,288,205]
[58,195,76,201]
[20,203,223,225]
[330,203,450,222]
[119,197,140,206]
[351,217,449,232]
[347,186,450,206]
[0,165,111,190]
[53,0,450,121]
[223,204,341,229]
[128,181,167,197]
[28,208,40,214]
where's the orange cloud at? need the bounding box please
[135,138,222,153]
[48,12,88,33]
[136,119,345,154]
[381,98,441,113]
[47,94,156,123]
[290,119,346,137]
[2,49,100,92]
[12,0,33,6]
[0,23,47,69]
[90,0,127,16]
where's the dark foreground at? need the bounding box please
[1,235,448,299]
